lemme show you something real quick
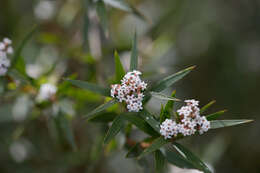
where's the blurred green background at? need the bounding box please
[0,0,259,172]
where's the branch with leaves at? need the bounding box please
[66,33,253,173]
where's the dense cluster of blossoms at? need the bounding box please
[0,38,13,76]
[111,70,147,112]
[160,99,210,139]
[37,83,57,102]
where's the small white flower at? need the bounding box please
[185,99,199,107]
[160,119,178,139]
[3,38,12,44]
[160,99,210,139]
[0,43,5,50]
[0,37,13,76]
[37,83,57,102]
[0,55,10,76]
[196,116,210,134]
[0,37,13,55]
[111,70,147,112]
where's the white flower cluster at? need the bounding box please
[37,83,57,102]
[0,38,13,76]
[111,70,147,112]
[160,99,210,139]
[159,119,179,139]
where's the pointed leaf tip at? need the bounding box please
[190,65,196,70]
[151,66,195,92]
[114,50,125,82]
[210,119,253,129]
[206,109,227,120]
[200,100,216,114]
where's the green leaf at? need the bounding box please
[150,91,180,101]
[104,115,125,144]
[124,113,159,136]
[164,90,176,110]
[130,31,138,71]
[14,56,26,76]
[138,137,168,158]
[164,90,177,122]
[154,150,165,173]
[65,79,110,96]
[200,100,216,114]
[206,110,227,120]
[173,143,211,173]
[165,146,196,170]
[11,25,38,68]
[140,109,161,133]
[89,112,117,122]
[97,0,108,36]
[210,119,253,129]
[159,104,165,123]
[84,99,117,120]
[114,51,125,82]
[151,66,195,92]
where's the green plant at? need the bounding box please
[66,33,253,173]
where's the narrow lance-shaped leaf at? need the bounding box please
[124,113,159,136]
[160,90,177,123]
[11,25,38,68]
[166,90,178,120]
[151,66,195,92]
[159,104,165,123]
[89,112,117,123]
[206,110,227,121]
[150,91,180,101]
[13,56,26,76]
[210,119,253,129]
[200,100,216,114]
[84,99,117,120]
[140,109,161,133]
[165,145,198,170]
[114,51,125,83]
[130,31,138,71]
[104,115,125,144]
[164,90,176,110]
[65,79,110,96]
[138,136,168,158]
[173,143,211,173]
[154,150,165,173]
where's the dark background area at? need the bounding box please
[0,0,259,172]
